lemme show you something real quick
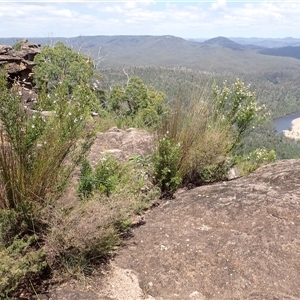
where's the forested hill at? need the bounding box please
[2,35,300,64]
[2,35,300,118]
[259,46,300,60]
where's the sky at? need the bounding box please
[0,1,300,39]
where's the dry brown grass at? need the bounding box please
[44,189,154,278]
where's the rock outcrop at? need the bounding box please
[113,159,300,299]
[50,158,300,299]
[88,126,154,164]
[0,39,41,104]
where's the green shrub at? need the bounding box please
[78,155,152,199]
[153,134,182,195]
[95,156,120,196]
[33,42,104,114]
[240,148,276,174]
[77,159,95,199]
[0,209,22,247]
[34,42,93,92]
[12,41,22,51]
[0,67,94,295]
[153,78,268,194]
[108,76,168,128]
[77,156,120,199]
[0,73,93,214]
[0,235,47,298]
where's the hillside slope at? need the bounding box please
[259,45,300,60]
[2,35,300,72]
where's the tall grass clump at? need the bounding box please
[153,78,267,195]
[0,69,94,296]
[0,72,93,220]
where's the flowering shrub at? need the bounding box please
[34,42,102,114]
[0,67,95,296]
[242,148,276,174]
[153,78,269,194]
[0,72,93,216]
[211,79,267,151]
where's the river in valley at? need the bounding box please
[273,111,300,133]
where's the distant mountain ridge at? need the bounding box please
[203,36,245,50]
[2,35,300,48]
[1,35,300,69]
[259,46,300,60]
[189,37,300,48]
[200,36,300,59]
[201,36,265,51]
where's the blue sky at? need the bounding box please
[0,1,299,39]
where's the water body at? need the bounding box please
[273,111,300,133]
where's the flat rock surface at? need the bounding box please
[50,159,300,299]
[114,159,300,299]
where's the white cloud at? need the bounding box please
[211,0,227,11]
[0,1,300,38]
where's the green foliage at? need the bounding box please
[50,155,158,276]
[33,42,104,114]
[1,46,166,297]
[153,135,182,195]
[102,66,300,160]
[0,68,94,295]
[153,78,268,194]
[77,159,94,199]
[129,154,152,169]
[94,156,120,196]
[211,79,267,151]
[1,39,288,294]
[34,42,93,92]
[0,235,47,298]
[12,41,22,51]
[241,121,300,160]
[0,73,93,214]
[0,208,38,250]
[47,151,158,277]
[182,126,233,184]
[78,156,119,198]
[0,209,20,247]
[78,155,150,199]
[239,148,276,175]
[108,76,168,128]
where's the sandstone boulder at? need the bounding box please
[88,127,154,165]
[0,39,41,105]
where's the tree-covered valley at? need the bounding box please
[86,35,300,160]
